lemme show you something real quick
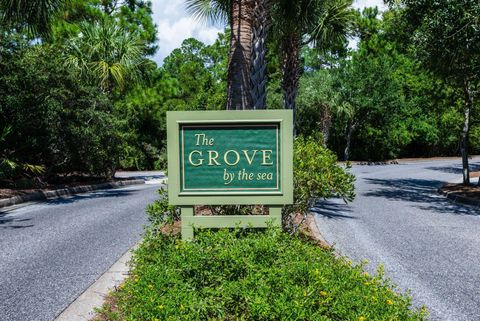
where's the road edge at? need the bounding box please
[54,243,139,321]
[0,179,145,209]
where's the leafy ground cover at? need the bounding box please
[94,228,427,321]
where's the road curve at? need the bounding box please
[314,158,480,321]
[0,172,164,321]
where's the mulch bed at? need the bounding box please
[440,181,480,202]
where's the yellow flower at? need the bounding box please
[148,284,154,289]
[363,272,370,277]
[319,291,327,297]
[159,305,164,310]
[386,299,394,305]
[358,317,366,321]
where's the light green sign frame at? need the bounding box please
[167,110,293,240]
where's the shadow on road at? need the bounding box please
[363,178,479,216]
[0,214,34,229]
[425,162,480,175]
[0,186,144,229]
[312,200,356,220]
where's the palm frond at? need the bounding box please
[185,0,230,25]
[0,0,66,36]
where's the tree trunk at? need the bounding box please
[281,33,301,134]
[227,0,255,110]
[250,0,271,110]
[461,78,473,185]
[344,121,355,161]
[320,108,332,145]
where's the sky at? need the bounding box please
[151,0,386,65]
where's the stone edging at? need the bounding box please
[438,188,480,208]
[0,179,145,209]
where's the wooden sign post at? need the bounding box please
[167,110,293,240]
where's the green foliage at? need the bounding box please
[0,31,122,179]
[296,70,338,139]
[146,188,180,229]
[292,6,480,161]
[162,35,228,111]
[64,18,153,93]
[115,35,228,169]
[52,0,158,55]
[96,228,426,320]
[0,127,45,180]
[284,135,355,223]
[0,0,163,177]
[0,0,66,36]
[397,0,480,85]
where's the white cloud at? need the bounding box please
[151,0,386,65]
[152,0,224,65]
[353,0,386,10]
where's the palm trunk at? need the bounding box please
[281,33,301,134]
[227,0,255,110]
[461,78,473,185]
[250,0,271,110]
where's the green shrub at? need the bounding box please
[96,229,427,321]
[284,135,355,231]
[0,35,123,179]
[145,188,180,230]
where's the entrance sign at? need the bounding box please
[180,124,280,194]
[167,110,293,240]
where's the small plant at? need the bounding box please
[145,188,180,230]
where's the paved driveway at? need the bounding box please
[314,158,480,321]
[0,172,164,321]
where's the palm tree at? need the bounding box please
[273,0,354,129]
[64,19,152,93]
[187,0,267,110]
[0,0,66,35]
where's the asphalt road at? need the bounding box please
[0,172,164,321]
[314,158,480,321]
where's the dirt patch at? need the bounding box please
[440,182,480,201]
[470,171,480,178]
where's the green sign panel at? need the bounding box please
[167,110,293,206]
[180,124,281,194]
